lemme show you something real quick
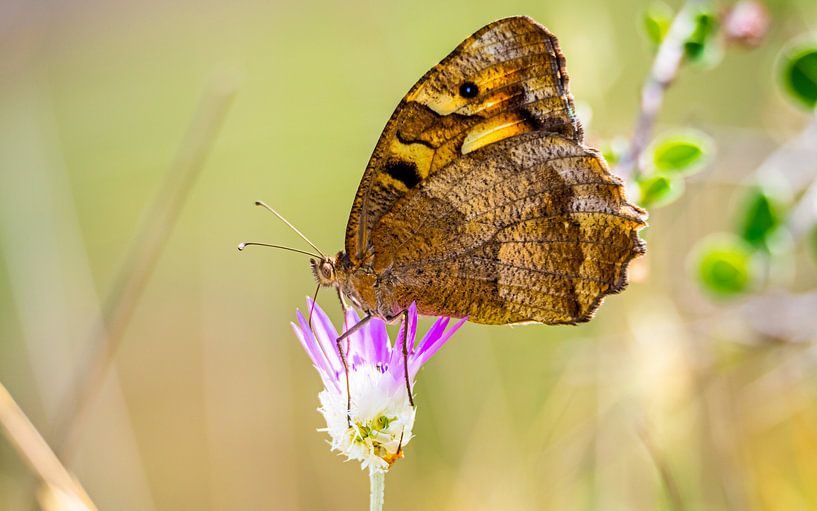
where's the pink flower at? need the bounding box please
[291,300,466,472]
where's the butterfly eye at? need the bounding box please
[459,81,479,98]
[321,262,334,279]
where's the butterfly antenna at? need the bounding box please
[237,242,321,259]
[255,200,326,258]
[308,283,320,331]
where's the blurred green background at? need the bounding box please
[1,0,817,509]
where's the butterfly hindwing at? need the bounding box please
[372,132,646,325]
[345,16,581,264]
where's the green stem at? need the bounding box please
[369,468,385,511]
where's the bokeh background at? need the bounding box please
[2,0,817,509]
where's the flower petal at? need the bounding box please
[343,308,361,332]
[407,303,418,354]
[367,318,390,369]
[292,313,324,370]
[292,317,340,392]
[358,316,389,371]
[414,317,450,360]
[409,316,468,379]
[342,308,369,370]
[305,298,342,375]
[387,303,418,383]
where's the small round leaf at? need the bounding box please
[650,132,713,175]
[692,235,756,297]
[780,43,817,110]
[739,188,786,249]
[638,174,685,208]
[684,10,719,62]
[643,2,674,46]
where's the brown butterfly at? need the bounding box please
[307,15,647,404]
[248,16,646,408]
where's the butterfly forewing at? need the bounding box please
[345,16,581,264]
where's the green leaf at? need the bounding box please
[693,235,755,297]
[638,174,685,208]
[650,132,713,175]
[780,43,817,110]
[739,188,786,250]
[684,10,719,62]
[643,2,674,45]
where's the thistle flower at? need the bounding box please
[292,300,466,473]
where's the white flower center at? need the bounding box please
[318,365,416,472]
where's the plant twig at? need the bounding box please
[788,176,817,240]
[51,75,238,460]
[617,0,707,180]
[0,381,97,511]
[771,118,817,239]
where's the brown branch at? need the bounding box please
[616,0,707,180]
[51,76,237,460]
[0,382,97,511]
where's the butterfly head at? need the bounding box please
[309,252,348,288]
[311,256,336,287]
[310,252,375,313]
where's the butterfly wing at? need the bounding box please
[373,132,647,325]
[345,16,581,264]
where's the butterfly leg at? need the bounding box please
[336,287,349,311]
[336,314,372,426]
[401,310,415,407]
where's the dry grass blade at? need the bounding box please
[638,425,685,511]
[0,382,97,511]
[51,75,238,460]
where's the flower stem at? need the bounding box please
[369,468,385,511]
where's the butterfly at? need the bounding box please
[313,15,645,325]
[247,16,646,409]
